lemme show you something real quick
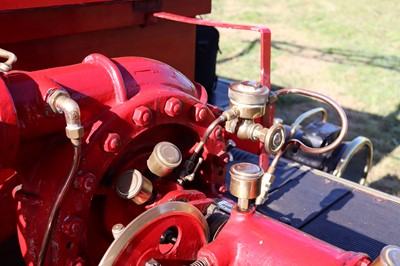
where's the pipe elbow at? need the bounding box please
[47,89,84,146]
[56,96,81,126]
[0,48,17,72]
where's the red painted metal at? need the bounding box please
[0,0,127,11]
[0,55,226,265]
[0,0,211,79]
[0,3,378,265]
[152,12,273,170]
[111,205,208,265]
[197,206,370,265]
[153,12,271,88]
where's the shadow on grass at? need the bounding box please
[369,174,400,196]
[217,39,400,73]
[272,41,400,73]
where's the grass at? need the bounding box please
[204,0,400,196]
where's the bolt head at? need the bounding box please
[75,171,96,193]
[214,126,223,140]
[133,106,152,126]
[66,256,85,266]
[63,216,84,238]
[164,98,182,117]
[194,103,207,122]
[103,133,121,153]
[218,184,228,193]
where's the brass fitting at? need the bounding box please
[228,81,269,119]
[230,119,286,155]
[225,80,285,154]
[253,123,286,155]
[229,162,263,211]
[47,88,84,146]
[0,48,17,72]
[147,142,182,177]
[255,172,275,206]
[115,169,153,205]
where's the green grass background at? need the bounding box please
[205,0,400,195]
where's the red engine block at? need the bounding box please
[0,53,373,265]
[0,54,227,264]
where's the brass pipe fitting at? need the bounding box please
[0,48,17,72]
[47,88,84,146]
[39,88,84,265]
[116,170,153,205]
[147,142,182,177]
[228,81,269,119]
[229,162,263,211]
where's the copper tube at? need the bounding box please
[276,88,348,155]
[194,116,226,154]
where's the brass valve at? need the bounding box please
[225,81,285,155]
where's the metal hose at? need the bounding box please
[265,88,348,178]
[194,115,226,154]
[38,89,84,265]
[37,145,81,265]
[276,88,348,154]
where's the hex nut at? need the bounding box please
[194,103,207,122]
[62,216,84,238]
[164,97,182,117]
[75,171,96,193]
[65,126,84,140]
[213,126,223,140]
[103,133,121,153]
[132,106,152,126]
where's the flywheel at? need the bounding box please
[99,201,209,266]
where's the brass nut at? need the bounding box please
[255,127,269,142]
[264,124,286,155]
[164,97,182,117]
[132,106,152,127]
[65,126,84,140]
